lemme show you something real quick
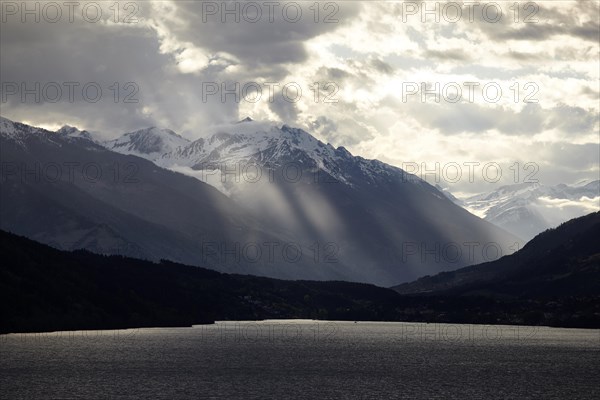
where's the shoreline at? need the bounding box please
[3,318,600,336]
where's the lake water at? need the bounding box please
[1,320,599,399]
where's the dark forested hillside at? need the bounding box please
[0,230,403,333]
[394,212,600,298]
[2,212,599,334]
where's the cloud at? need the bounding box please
[532,195,600,228]
[0,0,598,192]
[424,49,471,61]
[268,95,299,124]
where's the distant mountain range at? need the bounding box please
[0,116,520,286]
[449,181,599,241]
[100,119,599,244]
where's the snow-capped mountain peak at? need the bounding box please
[0,116,17,136]
[155,121,421,187]
[451,181,600,240]
[0,116,52,147]
[1,118,523,286]
[56,125,94,141]
[104,127,190,159]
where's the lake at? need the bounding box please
[1,321,598,399]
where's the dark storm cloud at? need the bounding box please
[1,19,167,133]
[0,0,597,194]
[0,8,238,137]
[0,1,361,136]
[152,1,361,73]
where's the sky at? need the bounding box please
[0,0,599,195]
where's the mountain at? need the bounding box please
[0,116,279,274]
[0,230,402,334]
[103,127,190,159]
[454,181,599,241]
[393,211,600,298]
[155,122,367,182]
[116,119,522,284]
[56,125,95,141]
[2,228,598,333]
[1,117,521,286]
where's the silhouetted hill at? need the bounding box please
[0,230,401,334]
[393,212,600,298]
[2,220,599,334]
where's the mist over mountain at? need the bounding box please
[394,211,600,298]
[0,117,275,273]
[1,116,521,286]
[2,213,598,334]
[56,125,95,141]
[449,181,600,241]
[103,127,190,160]
[0,229,406,334]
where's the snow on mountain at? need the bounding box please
[56,125,95,141]
[104,127,190,160]
[0,117,22,148]
[156,120,421,188]
[0,116,55,148]
[2,116,523,286]
[0,116,17,136]
[1,118,99,148]
[453,181,600,241]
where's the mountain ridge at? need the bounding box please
[2,222,598,333]
[1,116,522,286]
[393,211,600,298]
[452,181,600,240]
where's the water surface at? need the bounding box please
[1,321,599,399]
